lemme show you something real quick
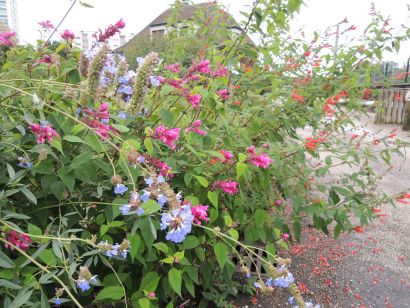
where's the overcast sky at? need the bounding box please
[16,0,410,63]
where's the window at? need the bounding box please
[150,25,166,39]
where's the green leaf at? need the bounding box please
[10,289,33,307]
[128,233,141,261]
[141,200,161,215]
[94,286,124,301]
[0,249,15,268]
[214,242,228,270]
[255,209,267,226]
[184,173,193,187]
[138,298,150,308]
[63,135,84,143]
[183,236,200,249]
[238,153,247,162]
[168,268,182,296]
[194,175,208,188]
[207,191,218,209]
[79,0,94,8]
[20,187,37,204]
[0,279,22,290]
[325,156,332,165]
[139,271,160,292]
[153,242,168,254]
[236,162,247,179]
[51,140,63,154]
[144,138,153,154]
[28,223,42,237]
[6,163,15,180]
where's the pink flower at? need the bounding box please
[98,18,126,42]
[0,32,16,46]
[164,63,181,73]
[249,153,272,169]
[274,199,282,206]
[61,29,75,41]
[212,180,238,195]
[191,205,209,224]
[191,59,211,74]
[216,89,230,100]
[212,64,229,78]
[29,122,59,144]
[154,125,181,150]
[37,55,52,64]
[38,20,54,30]
[115,18,126,29]
[246,145,256,155]
[282,233,289,240]
[217,150,234,164]
[5,230,32,251]
[186,94,201,108]
[186,120,207,136]
[97,102,110,120]
[148,292,156,299]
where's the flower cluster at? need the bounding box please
[324,91,348,116]
[215,150,234,164]
[212,180,238,195]
[17,156,32,168]
[305,137,327,151]
[61,29,75,41]
[247,146,272,169]
[120,191,144,216]
[4,230,32,251]
[216,88,230,100]
[111,175,128,195]
[97,18,126,42]
[190,204,209,224]
[160,205,194,243]
[154,125,181,150]
[28,122,59,144]
[97,239,130,258]
[0,31,16,46]
[76,266,97,292]
[80,102,118,139]
[185,120,207,136]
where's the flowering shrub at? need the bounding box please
[0,1,409,307]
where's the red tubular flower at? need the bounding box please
[305,137,327,150]
[154,125,181,150]
[212,180,238,195]
[5,230,32,251]
[292,91,304,103]
[98,18,126,42]
[191,205,209,224]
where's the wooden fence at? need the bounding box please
[374,87,410,125]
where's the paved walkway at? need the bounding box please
[236,113,410,307]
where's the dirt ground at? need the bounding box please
[234,113,410,308]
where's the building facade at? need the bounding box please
[0,0,18,36]
[57,30,134,50]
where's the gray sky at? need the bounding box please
[17,0,410,63]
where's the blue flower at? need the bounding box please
[105,244,120,257]
[288,297,294,305]
[77,279,91,292]
[273,272,294,288]
[157,175,165,184]
[253,282,261,289]
[118,111,127,119]
[136,207,145,216]
[101,118,109,124]
[136,57,144,67]
[17,160,32,168]
[120,248,129,258]
[266,278,273,287]
[176,192,183,204]
[137,156,145,163]
[245,272,251,279]
[124,95,131,102]
[75,107,82,115]
[105,65,117,74]
[160,205,194,243]
[120,204,131,215]
[305,302,320,308]
[55,298,62,306]
[157,194,167,207]
[140,190,150,202]
[150,76,160,87]
[145,177,154,187]
[114,184,128,195]
[118,76,129,84]
[118,85,133,95]
[100,76,110,87]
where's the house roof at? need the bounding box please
[116,2,252,53]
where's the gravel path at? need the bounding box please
[235,113,410,308]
